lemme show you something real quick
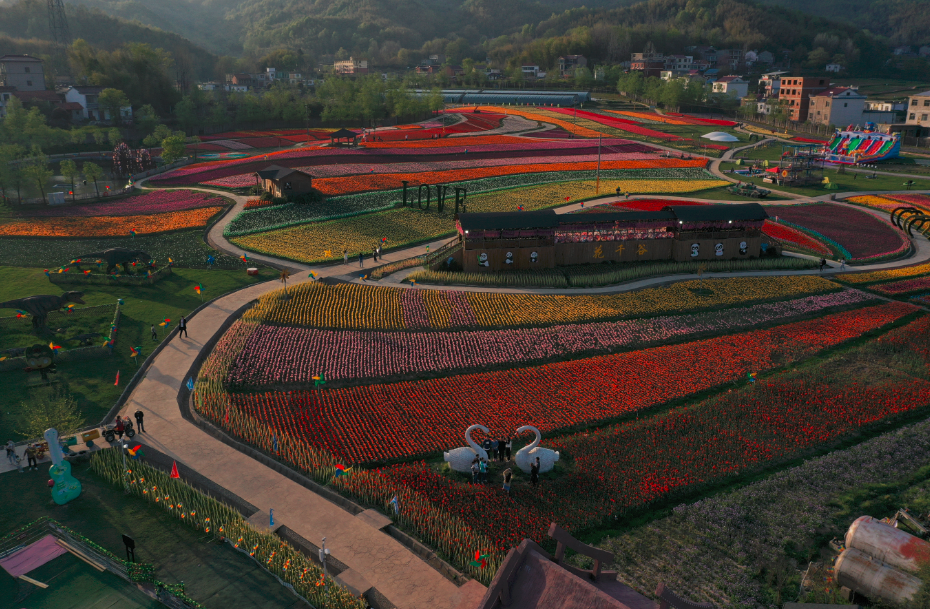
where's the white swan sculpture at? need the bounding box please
[444,424,489,473]
[514,425,559,474]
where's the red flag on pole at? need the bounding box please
[114,370,120,386]
[170,461,180,478]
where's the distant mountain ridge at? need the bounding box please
[756,0,930,46]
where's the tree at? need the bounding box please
[174,95,198,135]
[17,390,83,440]
[136,104,159,137]
[108,128,122,146]
[82,161,104,197]
[0,144,25,204]
[574,67,593,89]
[161,135,186,163]
[98,88,130,124]
[23,146,52,201]
[60,159,80,202]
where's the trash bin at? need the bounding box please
[830,194,836,201]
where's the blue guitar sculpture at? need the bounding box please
[45,428,81,505]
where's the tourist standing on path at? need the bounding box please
[471,457,479,484]
[819,258,826,272]
[839,259,847,271]
[343,249,348,265]
[502,468,512,495]
[151,324,157,341]
[114,417,125,440]
[25,444,37,470]
[530,457,540,488]
[178,316,188,339]
[490,438,499,462]
[134,409,146,433]
[498,438,507,462]
[5,440,16,465]
[479,458,488,484]
[359,252,364,267]
[505,437,513,461]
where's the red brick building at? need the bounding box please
[778,76,829,122]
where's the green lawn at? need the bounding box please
[0,461,308,609]
[0,266,275,441]
[718,162,930,195]
[688,185,790,201]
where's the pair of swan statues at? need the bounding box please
[443,424,559,474]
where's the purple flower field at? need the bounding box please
[764,203,909,262]
[224,290,874,387]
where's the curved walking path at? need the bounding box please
[118,152,930,608]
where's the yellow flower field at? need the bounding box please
[837,261,930,284]
[231,177,726,264]
[244,276,838,330]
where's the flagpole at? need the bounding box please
[595,134,602,194]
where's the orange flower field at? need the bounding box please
[0,206,224,237]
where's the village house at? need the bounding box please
[255,165,315,198]
[0,55,44,91]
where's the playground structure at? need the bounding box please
[762,144,824,187]
[822,124,900,165]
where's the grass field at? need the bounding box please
[0,266,275,441]
[0,461,308,609]
[718,161,930,195]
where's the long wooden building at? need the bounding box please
[456,203,768,271]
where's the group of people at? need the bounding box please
[113,410,147,438]
[5,440,40,472]
[149,317,188,342]
[467,437,542,495]
[343,246,384,267]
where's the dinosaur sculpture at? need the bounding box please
[0,292,85,328]
[73,248,150,274]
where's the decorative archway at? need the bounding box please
[904,214,930,237]
[891,206,921,229]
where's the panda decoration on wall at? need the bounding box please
[690,243,700,258]
[715,243,724,257]
[505,252,514,264]
[478,252,490,267]
[739,241,748,256]
[530,251,539,263]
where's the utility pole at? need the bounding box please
[595,134,602,193]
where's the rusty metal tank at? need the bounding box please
[846,515,930,573]
[835,548,921,604]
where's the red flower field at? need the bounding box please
[212,302,914,463]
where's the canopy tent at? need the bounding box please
[701,131,740,142]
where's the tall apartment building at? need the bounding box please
[778,76,829,122]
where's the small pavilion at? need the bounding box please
[329,128,359,145]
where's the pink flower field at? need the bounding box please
[15,190,229,217]
[223,290,874,387]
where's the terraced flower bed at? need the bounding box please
[14,190,227,217]
[0,206,225,237]
[224,167,721,238]
[763,203,910,262]
[0,230,250,268]
[242,276,837,331]
[222,290,876,388]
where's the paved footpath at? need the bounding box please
[107,178,930,609]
